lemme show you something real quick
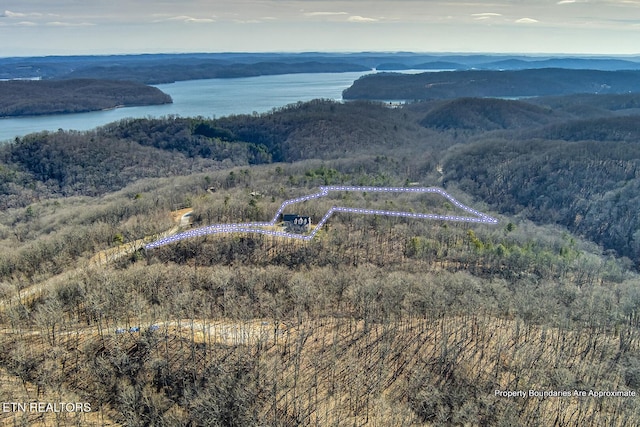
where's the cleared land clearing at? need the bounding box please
[0,207,193,314]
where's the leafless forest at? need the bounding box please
[1,96,640,425]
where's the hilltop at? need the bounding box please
[419,97,556,131]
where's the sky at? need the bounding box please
[1,0,639,56]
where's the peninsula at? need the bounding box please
[0,79,172,117]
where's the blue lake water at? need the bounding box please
[0,71,377,143]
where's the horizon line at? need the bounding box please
[2,51,640,60]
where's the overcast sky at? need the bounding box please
[1,0,639,56]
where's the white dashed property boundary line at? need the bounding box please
[145,186,498,249]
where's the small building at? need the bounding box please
[283,214,312,234]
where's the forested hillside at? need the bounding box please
[0,100,436,209]
[443,138,640,263]
[2,92,640,425]
[98,99,417,162]
[527,116,640,141]
[419,98,557,131]
[0,79,172,117]
[343,68,640,100]
[1,95,640,264]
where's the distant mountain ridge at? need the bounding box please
[478,57,640,71]
[60,61,370,84]
[1,52,639,83]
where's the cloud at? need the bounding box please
[472,13,502,21]
[46,21,95,27]
[347,15,379,23]
[2,10,31,18]
[2,10,25,18]
[2,10,43,18]
[184,17,215,23]
[471,13,502,17]
[159,15,216,23]
[516,17,539,23]
[557,0,576,3]
[16,21,37,26]
[304,11,348,17]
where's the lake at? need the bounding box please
[0,71,376,143]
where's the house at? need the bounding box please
[283,214,312,234]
